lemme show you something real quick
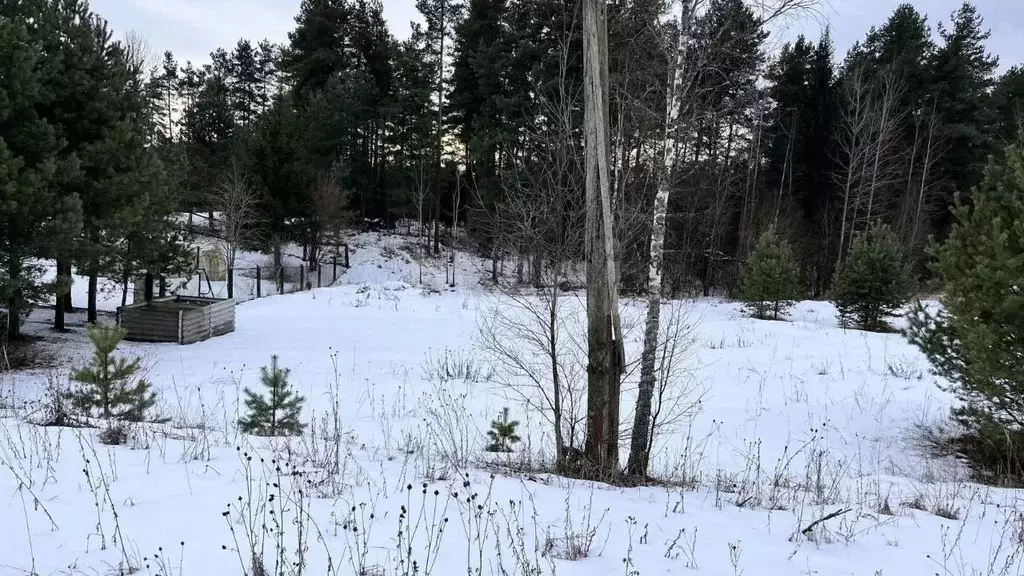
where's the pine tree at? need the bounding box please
[930,2,999,232]
[740,227,802,320]
[68,324,161,422]
[0,5,83,339]
[831,224,911,331]
[485,407,521,453]
[282,0,355,103]
[148,51,179,142]
[243,91,304,267]
[991,66,1024,145]
[238,356,306,437]
[905,141,1024,481]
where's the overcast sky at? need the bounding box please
[91,0,1022,72]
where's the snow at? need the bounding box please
[2,232,1023,576]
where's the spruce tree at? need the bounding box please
[905,142,1024,481]
[485,407,521,453]
[68,324,161,422]
[238,356,306,437]
[740,227,802,320]
[831,224,912,331]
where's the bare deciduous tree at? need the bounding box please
[897,96,944,268]
[308,170,352,270]
[864,66,906,226]
[212,164,260,271]
[480,53,587,470]
[834,65,874,270]
[122,28,157,74]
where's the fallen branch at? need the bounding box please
[801,507,852,536]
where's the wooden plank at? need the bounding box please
[120,307,180,342]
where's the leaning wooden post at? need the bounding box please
[582,0,623,478]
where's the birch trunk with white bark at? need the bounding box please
[625,1,690,478]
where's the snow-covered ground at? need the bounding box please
[2,233,1022,576]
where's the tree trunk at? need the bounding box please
[6,256,22,339]
[626,1,687,478]
[491,247,499,285]
[61,260,73,313]
[121,267,131,308]
[550,259,565,472]
[87,272,99,324]
[433,199,441,256]
[583,0,622,478]
[912,99,938,250]
[53,260,71,331]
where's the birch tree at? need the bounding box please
[626,0,823,478]
[834,65,873,271]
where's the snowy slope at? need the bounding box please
[1,233,1022,576]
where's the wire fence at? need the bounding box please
[163,249,351,304]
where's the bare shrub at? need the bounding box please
[421,347,493,384]
[933,501,961,520]
[632,302,707,476]
[541,488,608,561]
[419,380,478,476]
[476,293,589,471]
[886,355,924,380]
[27,372,80,428]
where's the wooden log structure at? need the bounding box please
[118,296,235,345]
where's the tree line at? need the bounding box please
[2,0,1022,340]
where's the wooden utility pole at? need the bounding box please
[583,0,624,478]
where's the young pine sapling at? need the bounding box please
[238,355,306,436]
[486,407,521,453]
[68,323,162,422]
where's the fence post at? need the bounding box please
[344,244,350,268]
[278,267,284,294]
[256,266,262,299]
[159,275,167,297]
[227,267,234,299]
[195,246,201,269]
[333,256,338,282]
[300,265,306,290]
[317,265,322,288]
